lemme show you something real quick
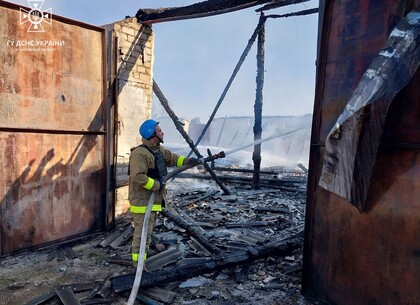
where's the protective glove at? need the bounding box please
[158,178,165,191]
[186,157,202,166]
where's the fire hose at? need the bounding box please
[126,127,305,304]
[126,151,225,305]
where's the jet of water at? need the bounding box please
[165,127,307,182]
[222,127,306,156]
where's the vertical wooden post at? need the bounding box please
[253,14,266,189]
[188,19,267,155]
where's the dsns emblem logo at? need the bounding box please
[20,0,52,32]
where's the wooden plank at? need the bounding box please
[111,234,303,292]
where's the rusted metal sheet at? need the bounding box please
[303,0,420,304]
[0,132,105,255]
[319,9,419,211]
[0,3,104,131]
[0,2,107,256]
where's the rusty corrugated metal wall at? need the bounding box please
[302,1,420,304]
[0,1,108,256]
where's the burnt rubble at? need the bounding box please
[0,166,314,305]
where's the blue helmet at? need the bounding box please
[139,119,159,139]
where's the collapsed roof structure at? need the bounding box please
[0,0,418,304]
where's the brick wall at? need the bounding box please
[113,18,154,86]
[105,18,154,216]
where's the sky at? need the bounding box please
[5,0,319,123]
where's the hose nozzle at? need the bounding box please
[204,151,225,162]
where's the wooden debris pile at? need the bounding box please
[12,167,311,305]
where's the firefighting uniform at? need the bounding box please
[128,138,187,265]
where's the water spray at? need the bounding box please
[220,127,306,157]
[127,126,307,304]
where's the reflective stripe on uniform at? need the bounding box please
[144,177,155,190]
[177,156,185,167]
[132,252,147,262]
[130,204,162,214]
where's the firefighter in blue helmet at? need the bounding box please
[128,119,198,267]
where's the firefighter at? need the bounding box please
[128,119,198,268]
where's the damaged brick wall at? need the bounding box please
[104,18,154,216]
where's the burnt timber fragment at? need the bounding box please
[256,0,311,12]
[153,80,230,195]
[188,237,213,257]
[175,172,305,192]
[88,274,113,299]
[254,205,290,213]
[190,17,266,151]
[253,13,265,189]
[136,0,310,24]
[54,286,81,305]
[319,9,420,211]
[225,221,272,228]
[135,294,163,305]
[263,7,318,16]
[212,166,279,175]
[110,234,303,292]
[297,163,308,175]
[161,208,222,255]
[179,190,219,207]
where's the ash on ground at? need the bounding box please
[0,165,316,305]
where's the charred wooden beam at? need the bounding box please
[253,14,266,189]
[188,237,213,257]
[161,208,222,256]
[266,7,319,18]
[173,172,305,191]
[174,172,305,184]
[153,80,230,195]
[256,0,310,12]
[111,234,303,292]
[297,163,308,175]
[212,166,279,175]
[319,9,420,211]
[225,221,272,228]
[254,205,291,213]
[207,148,215,168]
[136,0,303,24]
[190,17,266,151]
